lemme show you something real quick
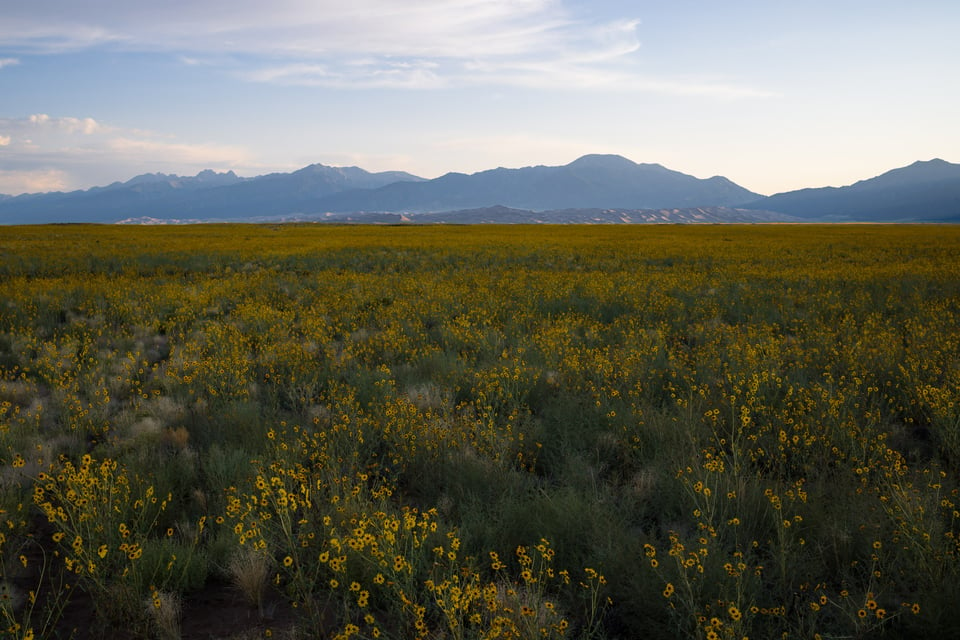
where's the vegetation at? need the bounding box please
[1,223,958,639]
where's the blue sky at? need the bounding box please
[1,0,957,196]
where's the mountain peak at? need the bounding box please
[567,154,638,169]
[124,172,176,185]
[857,158,960,189]
[196,169,238,180]
[910,158,950,167]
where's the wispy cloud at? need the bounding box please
[0,1,586,56]
[237,9,642,90]
[0,114,259,194]
[0,57,19,69]
[243,60,447,89]
[0,1,768,96]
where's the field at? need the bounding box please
[1,223,959,640]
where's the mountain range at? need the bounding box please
[1,155,958,224]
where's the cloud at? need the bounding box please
[0,1,566,57]
[0,114,260,194]
[105,136,253,167]
[0,1,682,92]
[0,169,70,195]
[0,57,19,69]
[0,0,584,56]
[235,8,650,90]
[0,2,775,96]
[27,113,102,134]
[244,60,447,89]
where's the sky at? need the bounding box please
[1,0,958,196]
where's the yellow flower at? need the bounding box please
[283,556,293,567]
[97,545,108,559]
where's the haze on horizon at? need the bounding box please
[1,0,957,197]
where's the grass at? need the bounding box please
[0,223,958,639]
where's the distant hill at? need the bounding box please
[321,205,795,224]
[741,159,960,221]
[116,205,795,225]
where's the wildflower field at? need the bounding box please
[1,223,959,640]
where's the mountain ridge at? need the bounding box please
[296,154,762,213]
[1,155,958,223]
[742,158,960,222]
[0,155,762,223]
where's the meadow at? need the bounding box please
[0,223,958,640]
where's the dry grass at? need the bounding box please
[145,590,182,640]
[227,547,273,616]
